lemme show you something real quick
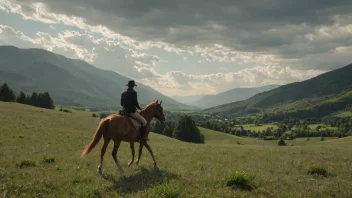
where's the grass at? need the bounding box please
[1,102,352,197]
[144,182,180,198]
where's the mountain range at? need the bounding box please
[201,63,352,119]
[174,84,279,108]
[0,46,192,110]
[3,45,350,118]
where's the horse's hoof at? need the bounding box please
[97,169,102,174]
[128,162,133,166]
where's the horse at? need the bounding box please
[80,100,165,174]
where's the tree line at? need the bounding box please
[197,116,352,140]
[0,83,54,109]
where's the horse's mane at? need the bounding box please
[146,101,157,108]
[141,101,157,112]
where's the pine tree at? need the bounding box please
[43,92,54,109]
[25,94,31,104]
[30,92,38,106]
[34,92,54,109]
[0,83,16,102]
[162,122,174,137]
[152,121,165,134]
[36,93,45,108]
[16,91,26,104]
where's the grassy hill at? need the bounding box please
[1,102,352,197]
[189,84,279,108]
[201,63,352,120]
[0,45,191,110]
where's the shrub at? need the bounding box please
[43,156,56,164]
[225,171,255,191]
[320,137,325,141]
[306,138,310,141]
[16,160,36,168]
[278,139,286,146]
[308,165,328,177]
[145,183,180,198]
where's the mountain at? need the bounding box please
[186,84,279,108]
[172,94,207,105]
[0,45,191,110]
[201,63,352,120]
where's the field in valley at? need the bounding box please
[1,102,352,198]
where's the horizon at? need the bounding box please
[1,1,351,97]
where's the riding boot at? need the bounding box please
[140,126,149,141]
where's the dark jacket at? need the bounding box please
[121,88,141,113]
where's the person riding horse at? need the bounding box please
[121,80,149,141]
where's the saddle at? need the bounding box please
[118,110,142,130]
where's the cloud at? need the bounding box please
[1,0,351,97]
[0,24,161,81]
[0,24,331,96]
[140,65,327,96]
[1,0,351,71]
[128,52,160,68]
[0,25,97,62]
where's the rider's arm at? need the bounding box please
[120,92,124,106]
[134,92,142,110]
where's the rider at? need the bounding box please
[121,80,149,141]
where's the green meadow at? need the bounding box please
[1,102,352,198]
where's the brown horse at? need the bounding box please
[80,100,165,174]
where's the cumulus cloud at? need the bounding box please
[0,24,161,81]
[1,0,351,96]
[1,0,351,70]
[140,65,327,96]
[0,23,333,96]
[128,52,160,68]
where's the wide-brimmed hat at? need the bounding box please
[126,80,137,86]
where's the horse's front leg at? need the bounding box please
[128,142,135,166]
[143,142,157,168]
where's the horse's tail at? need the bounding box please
[80,118,109,158]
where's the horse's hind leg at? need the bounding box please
[98,138,110,174]
[128,142,135,166]
[112,140,123,173]
[135,141,144,165]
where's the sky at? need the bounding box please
[0,0,351,97]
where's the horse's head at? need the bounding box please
[151,100,165,123]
